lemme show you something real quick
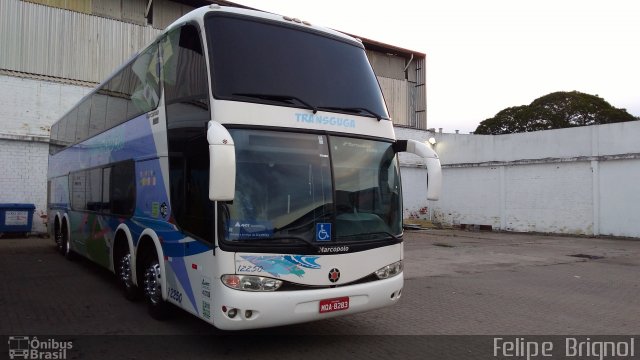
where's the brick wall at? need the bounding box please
[0,74,90,233]
[0,138,49,233]
[0,74,90,137]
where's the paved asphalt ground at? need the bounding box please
[1,230,638,359]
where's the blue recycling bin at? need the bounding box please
[0,203,35,234]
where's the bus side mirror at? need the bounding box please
[395,139,442,201]
[207,121,235,201]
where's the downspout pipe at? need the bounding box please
[403,53,414,72]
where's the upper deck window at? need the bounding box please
[205,14,389,120]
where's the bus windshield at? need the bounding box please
[222,130,402,246]
[205,14,389,120]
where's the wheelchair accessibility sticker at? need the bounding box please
[316,223,332,241]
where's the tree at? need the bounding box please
[475,91,638,135]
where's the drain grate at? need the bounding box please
[433,243,456,248]
[568,254,604,260]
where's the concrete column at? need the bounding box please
[591,160,600,236]
[591,126,600,236]
[499,165,507,230]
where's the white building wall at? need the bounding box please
[599,159,640,237]
[436,166,502,227]
[399,167,428,219]
[0,75,91,137]
[503,162,593,234]
[397,122,640,238]
[0,75,90,233]
[0,139,50,233]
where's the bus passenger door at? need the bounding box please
[161,22,216,323]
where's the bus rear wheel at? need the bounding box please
[54,222,64,254]
[62,225,75,260]
[117,248,139,301]
[142,252,171,320]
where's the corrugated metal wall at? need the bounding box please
[366,50,406,80]
[153,0,196,29]
[25,0,153,26]
[378,77,408,126]
[24,0,92,14]
[0,0,161,84]
[415,57,426,129]
[121,0,148,25]
[5,0,428,129]
[366,49,426,129]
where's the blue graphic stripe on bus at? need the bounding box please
[48,114,158,178]
[135,159,171,221]
[129,217,179,235]
[160,240,211,258]
[295,113,356,128]
[283,255,321,269]
[168,256,198,315]
[241,255,321,278]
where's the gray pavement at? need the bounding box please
[0,230,639,358]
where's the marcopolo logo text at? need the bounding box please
[295,113,356,128]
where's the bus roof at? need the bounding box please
[163,5,363,47]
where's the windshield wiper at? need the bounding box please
[273,214,333,234]
[232,93,318,114]
[317,106,383,121]
[339,231,401,242]
[235,236,317,249]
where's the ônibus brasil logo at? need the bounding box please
[8,336,73,360]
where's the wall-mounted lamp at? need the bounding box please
[427,137,437,146]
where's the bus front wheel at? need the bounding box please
[142,252,171,320]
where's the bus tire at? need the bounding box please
[62,223,76,261]
[116,245,139,301]
[54,220,64,254]
[142,251,171,320]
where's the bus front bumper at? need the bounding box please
[212,274,404,330]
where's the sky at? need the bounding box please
[232,0,639,134]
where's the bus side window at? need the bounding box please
[127,44,161,120]
[104,71,129,130]
[162,23,213,243]
[65,108,78,145]
[76,98,91,143]
[58,115,68,147]
[110,161,135,217]
[89,92,108,137]
[71,171,87,211]
[86,168,102,212]
[102,167,111,213]
[49,122,59,155]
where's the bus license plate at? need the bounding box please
[319,297,349,313]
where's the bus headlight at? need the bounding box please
[221,274,283,291]
[374,260,403,279]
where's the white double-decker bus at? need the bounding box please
[47,5,441,330]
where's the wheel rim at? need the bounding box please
[55,227,63,250]
[64,234,70,254]
[144,262,162,304]
[119,253,134,290]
